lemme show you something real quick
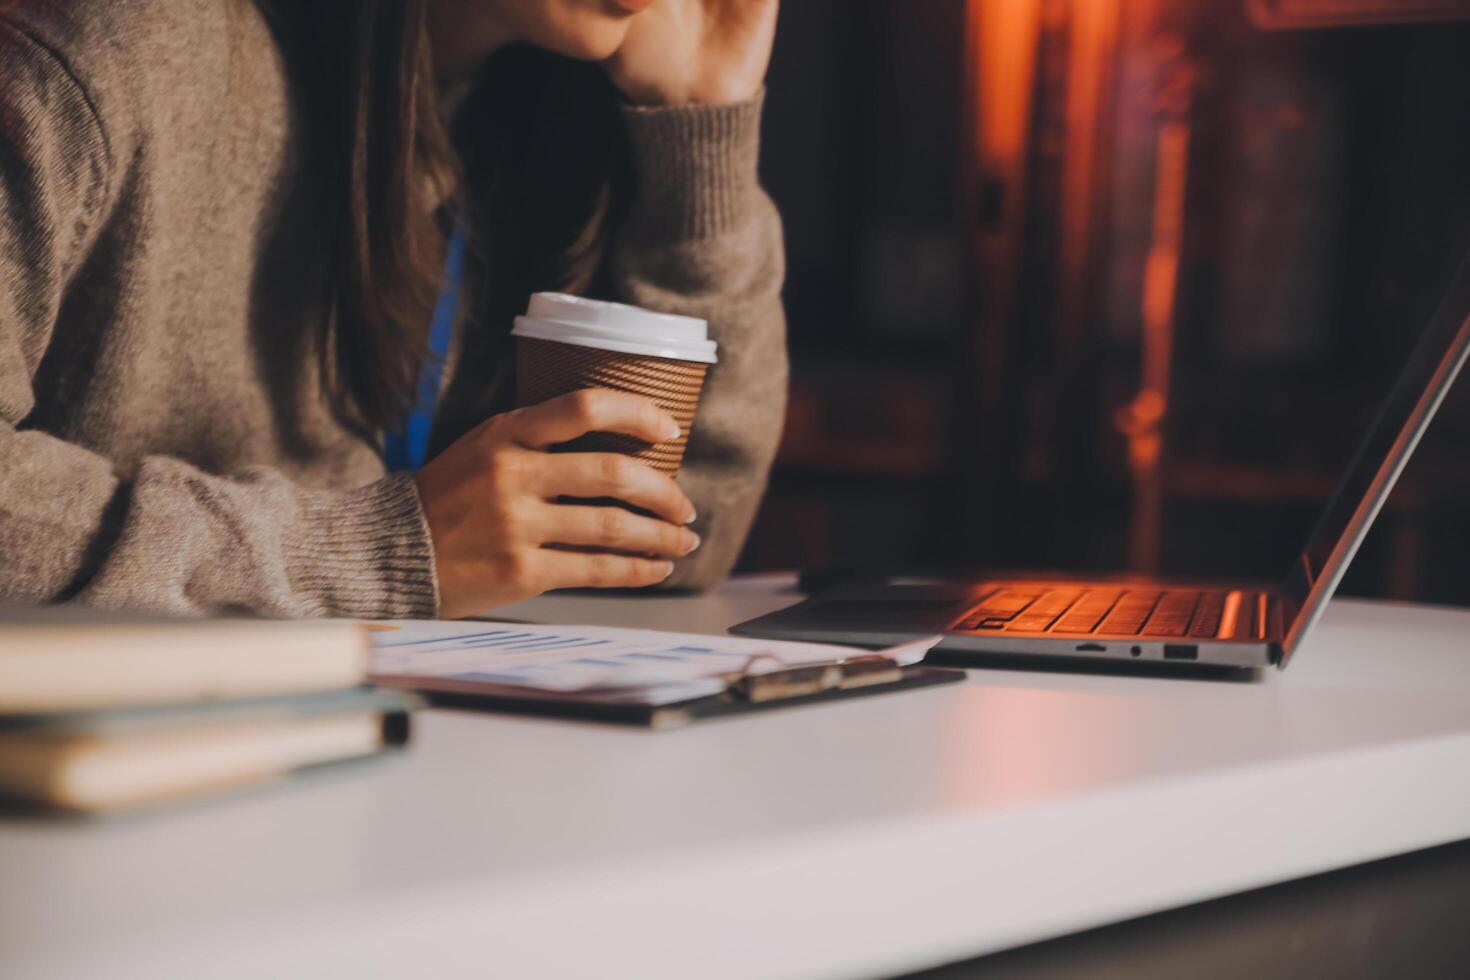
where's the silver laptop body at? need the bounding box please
[734,250,1470,670]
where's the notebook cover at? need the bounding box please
[0,701,414,817]
[0,615,367,715]
[0,687,419,736]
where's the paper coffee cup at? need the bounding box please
[512,293,718,476]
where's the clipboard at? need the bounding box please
[401,662,965,730]
[367,624,966,730]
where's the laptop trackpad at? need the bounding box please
[731,584,975,644]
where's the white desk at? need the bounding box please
[4,577,1470,979]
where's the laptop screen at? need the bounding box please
[1280,248,1470,661]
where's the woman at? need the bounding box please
[0,0,787,619]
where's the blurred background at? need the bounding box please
[735,0,1470,605]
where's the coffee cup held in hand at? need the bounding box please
[513,293,718,476]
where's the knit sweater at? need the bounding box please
[0,0,788,618]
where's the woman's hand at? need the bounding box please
[605,0,780,106]
[415,389,701,619]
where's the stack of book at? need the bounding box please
[0,615,414,814]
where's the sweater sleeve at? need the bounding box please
[0,23,439,619]
[611,95,789,589]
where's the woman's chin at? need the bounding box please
[540,21,631,62]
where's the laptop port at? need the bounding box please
[1074,643,1106,652]
[1164,644,1199,661]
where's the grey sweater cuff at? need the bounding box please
[620,93,765,244]
[283,472,440,619]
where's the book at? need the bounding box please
[0,688,413,813]
[0,616,367,713]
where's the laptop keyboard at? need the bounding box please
[954,588,1229,638]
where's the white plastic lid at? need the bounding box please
[512,293,718,364]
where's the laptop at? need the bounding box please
[733,249,1470,670]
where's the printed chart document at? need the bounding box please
[367,622,941,706]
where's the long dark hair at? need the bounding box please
[448,45,630,429]
[263,1,627,436]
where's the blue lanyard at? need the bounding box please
[384,230,466,472]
